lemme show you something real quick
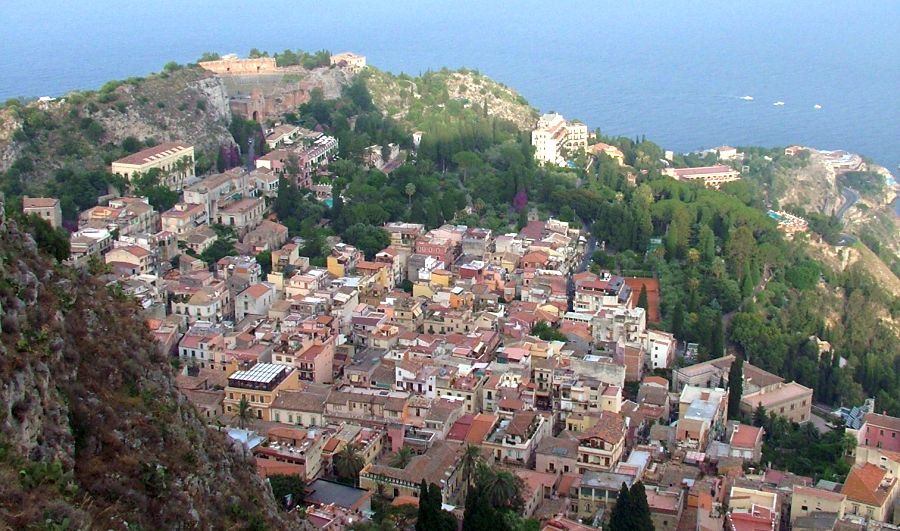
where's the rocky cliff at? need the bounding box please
[0,67,234,185]
[0,204,286,528]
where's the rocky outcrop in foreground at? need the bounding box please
[0,204,286,529]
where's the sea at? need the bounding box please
[1,1,898,190]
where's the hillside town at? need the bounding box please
[10,52,899,531]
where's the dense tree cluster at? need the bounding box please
[607,481,654,531]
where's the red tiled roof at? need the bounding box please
[841,464,891,507]
[729,425,763,449]
[113,142,191,165]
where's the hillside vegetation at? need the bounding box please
[0,206,286,529]
[0,65,234,219]
[366,67,539,132]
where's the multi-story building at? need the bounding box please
[23,197,62,228]
[384,222,425,250]
[223,363,301,421]
[740,381,813,424]
[79,197,159,237]
[664,164,741,189]
[574,411,627,473]
[482,411,550,468]
[576,471,634,521]
[111,141,195,188]
[330,52,367,73]
[841,463,899,522]
[161,203,207,237]
[359,441,464,503]
[531,113,588,166]
[327,243,362,277]
[177,324,225,369]
[217,197,265,236]
[104,244,155,275]
[182,168,248,223]
[68,228,114,267]
[790,486,846,523]
[853,412,900,452]
[235,283,276,322]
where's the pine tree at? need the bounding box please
[628,482,654,531]
[753,404,767,428]
[728,356,744,419]
[637,285,649,311]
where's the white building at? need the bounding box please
[531,113,588,166]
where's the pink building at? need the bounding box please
[857,413,900,452]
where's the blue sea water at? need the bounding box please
[1,1,898,175]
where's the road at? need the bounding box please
[567,224,597,311]
[833,187,860,245]
[836,187,859,220]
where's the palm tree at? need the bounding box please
[334,444,365,486]
[486,470,523,511]
[405,182,416,208]
[390,446,414,469]
[237,397,252,430]
[460,444,482,490]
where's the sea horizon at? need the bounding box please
[1,1,898,173]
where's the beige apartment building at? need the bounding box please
[111,142,195,188]
[740,381,813,423]
[223,363,301,422]
[23,197,62,228]
[330,52,367,73]
[790,486,845,523]
[664,164,741,189]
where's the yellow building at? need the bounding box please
[111,142,195,188]
[327,243,361,278]
[224,363,301,422]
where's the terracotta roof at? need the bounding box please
[672,164,737,177]
[577,411,626,444]
[729,425,763,449]
[793,485,846,504]
[23,197,59,208]
[864,412,900,432]
[466,414,498,443]
[841,463,892,507]
[243,283,271,299]
[118,245,151,258]
[113,141,191,166]
[447,414,474,441]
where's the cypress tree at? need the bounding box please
[628,482,654,531]
[671,302,684,342]
[607,482,631,531]
[728,356,744,419]
[637,285,649,312]
[416,479,431,531]
[710,312,725,358]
